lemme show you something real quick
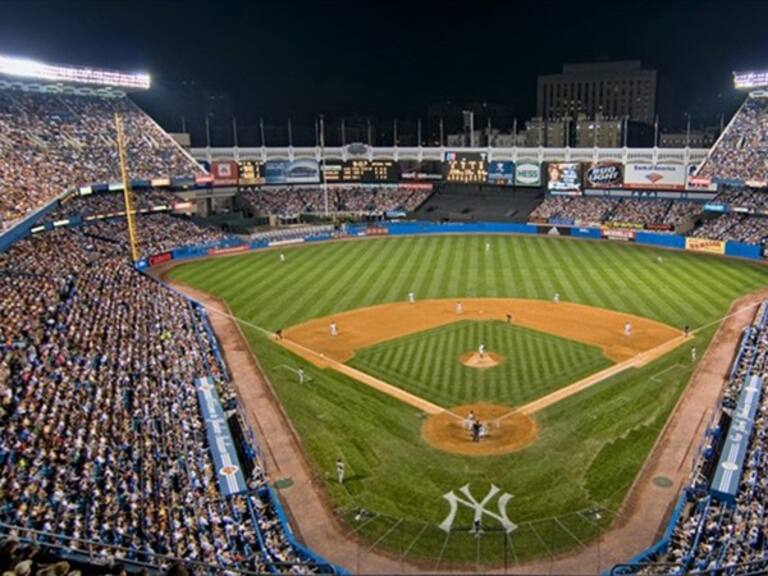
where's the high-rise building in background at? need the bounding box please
[537,60,657,125]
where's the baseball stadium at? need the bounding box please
[4,5,768,575]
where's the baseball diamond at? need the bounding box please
[165,234,768,566]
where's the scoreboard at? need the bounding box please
[323,159,398,183]
[444,152,488,183]
[237,160,264,186]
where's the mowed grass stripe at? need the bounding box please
[351,321,613,407]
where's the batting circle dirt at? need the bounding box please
[422,402,538,456]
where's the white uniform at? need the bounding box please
[297,368,305,384]
[691,347,697,362]
[329,322,338,337]
[624,322,632,336]
[280,253,286,262]
[485,242,491,252]
[478,344,486,358]
[336,459,345,484]
[408,291,415,304]
[553,292,560,303]
[456,302,463,315]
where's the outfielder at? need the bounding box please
[691,347,697,362]
[336,458,345,484]
[280,253,286,263]
[297,368,305,384]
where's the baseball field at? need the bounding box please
[166,235,768,566]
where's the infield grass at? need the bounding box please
[349,320,612,407]
[168,235,768,566]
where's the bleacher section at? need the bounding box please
[699,95,768,186]
[414,184,544,222]
[0,86,202,232]
[0,209,340,574]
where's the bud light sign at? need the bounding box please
[585,162,623,188]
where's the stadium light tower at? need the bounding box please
[733,70,768,91]
[0,54,150,89]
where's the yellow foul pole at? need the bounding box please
[114,113,140,262]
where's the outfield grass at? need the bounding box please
[168,235,768,565]
[349,320,612,407]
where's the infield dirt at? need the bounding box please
[281,298,682,365]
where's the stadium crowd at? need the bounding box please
[0,213,321,573]
[0,88,201,231]
[49,190,182,221]
[644,303,768,573]
[699,96,768,184]
[239,185,432,217]
[530,196,704,229]
[529,196,618,224]
[82,213,228,258]
[691,214,768,245]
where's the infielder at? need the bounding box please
[553,292,560,303]
[456,302,463,315]
[408,291,415,304]
[297,368,305,384]
[624,321,632,337]
[329,321,338,337]
[336,458,345,484]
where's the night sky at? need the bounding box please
[1,0,766,144]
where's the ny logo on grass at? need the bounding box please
[438,484,517,533]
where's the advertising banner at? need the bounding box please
[487,161,515,186]
[601,228,636,241]
[515,162,542,187]
[547,162,582,192]
[264,159,320,184]
[148,251,172,266]
[444,151,488,183]
[399,160,443,181]
[211,161,238,186]
[624,163,686,190]
[686,175,717,192]
[585,162,624,188]
[237,160,264,186]
[364,226,389,236]
[603,221,644,230]
[686,237,725,254]
[208,245,248,257]
[536,225,572,236]
[195,175,214,186]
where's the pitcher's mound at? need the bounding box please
[459,351,504,368]
[422,402,538,456]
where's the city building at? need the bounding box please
[537,60,657,125]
